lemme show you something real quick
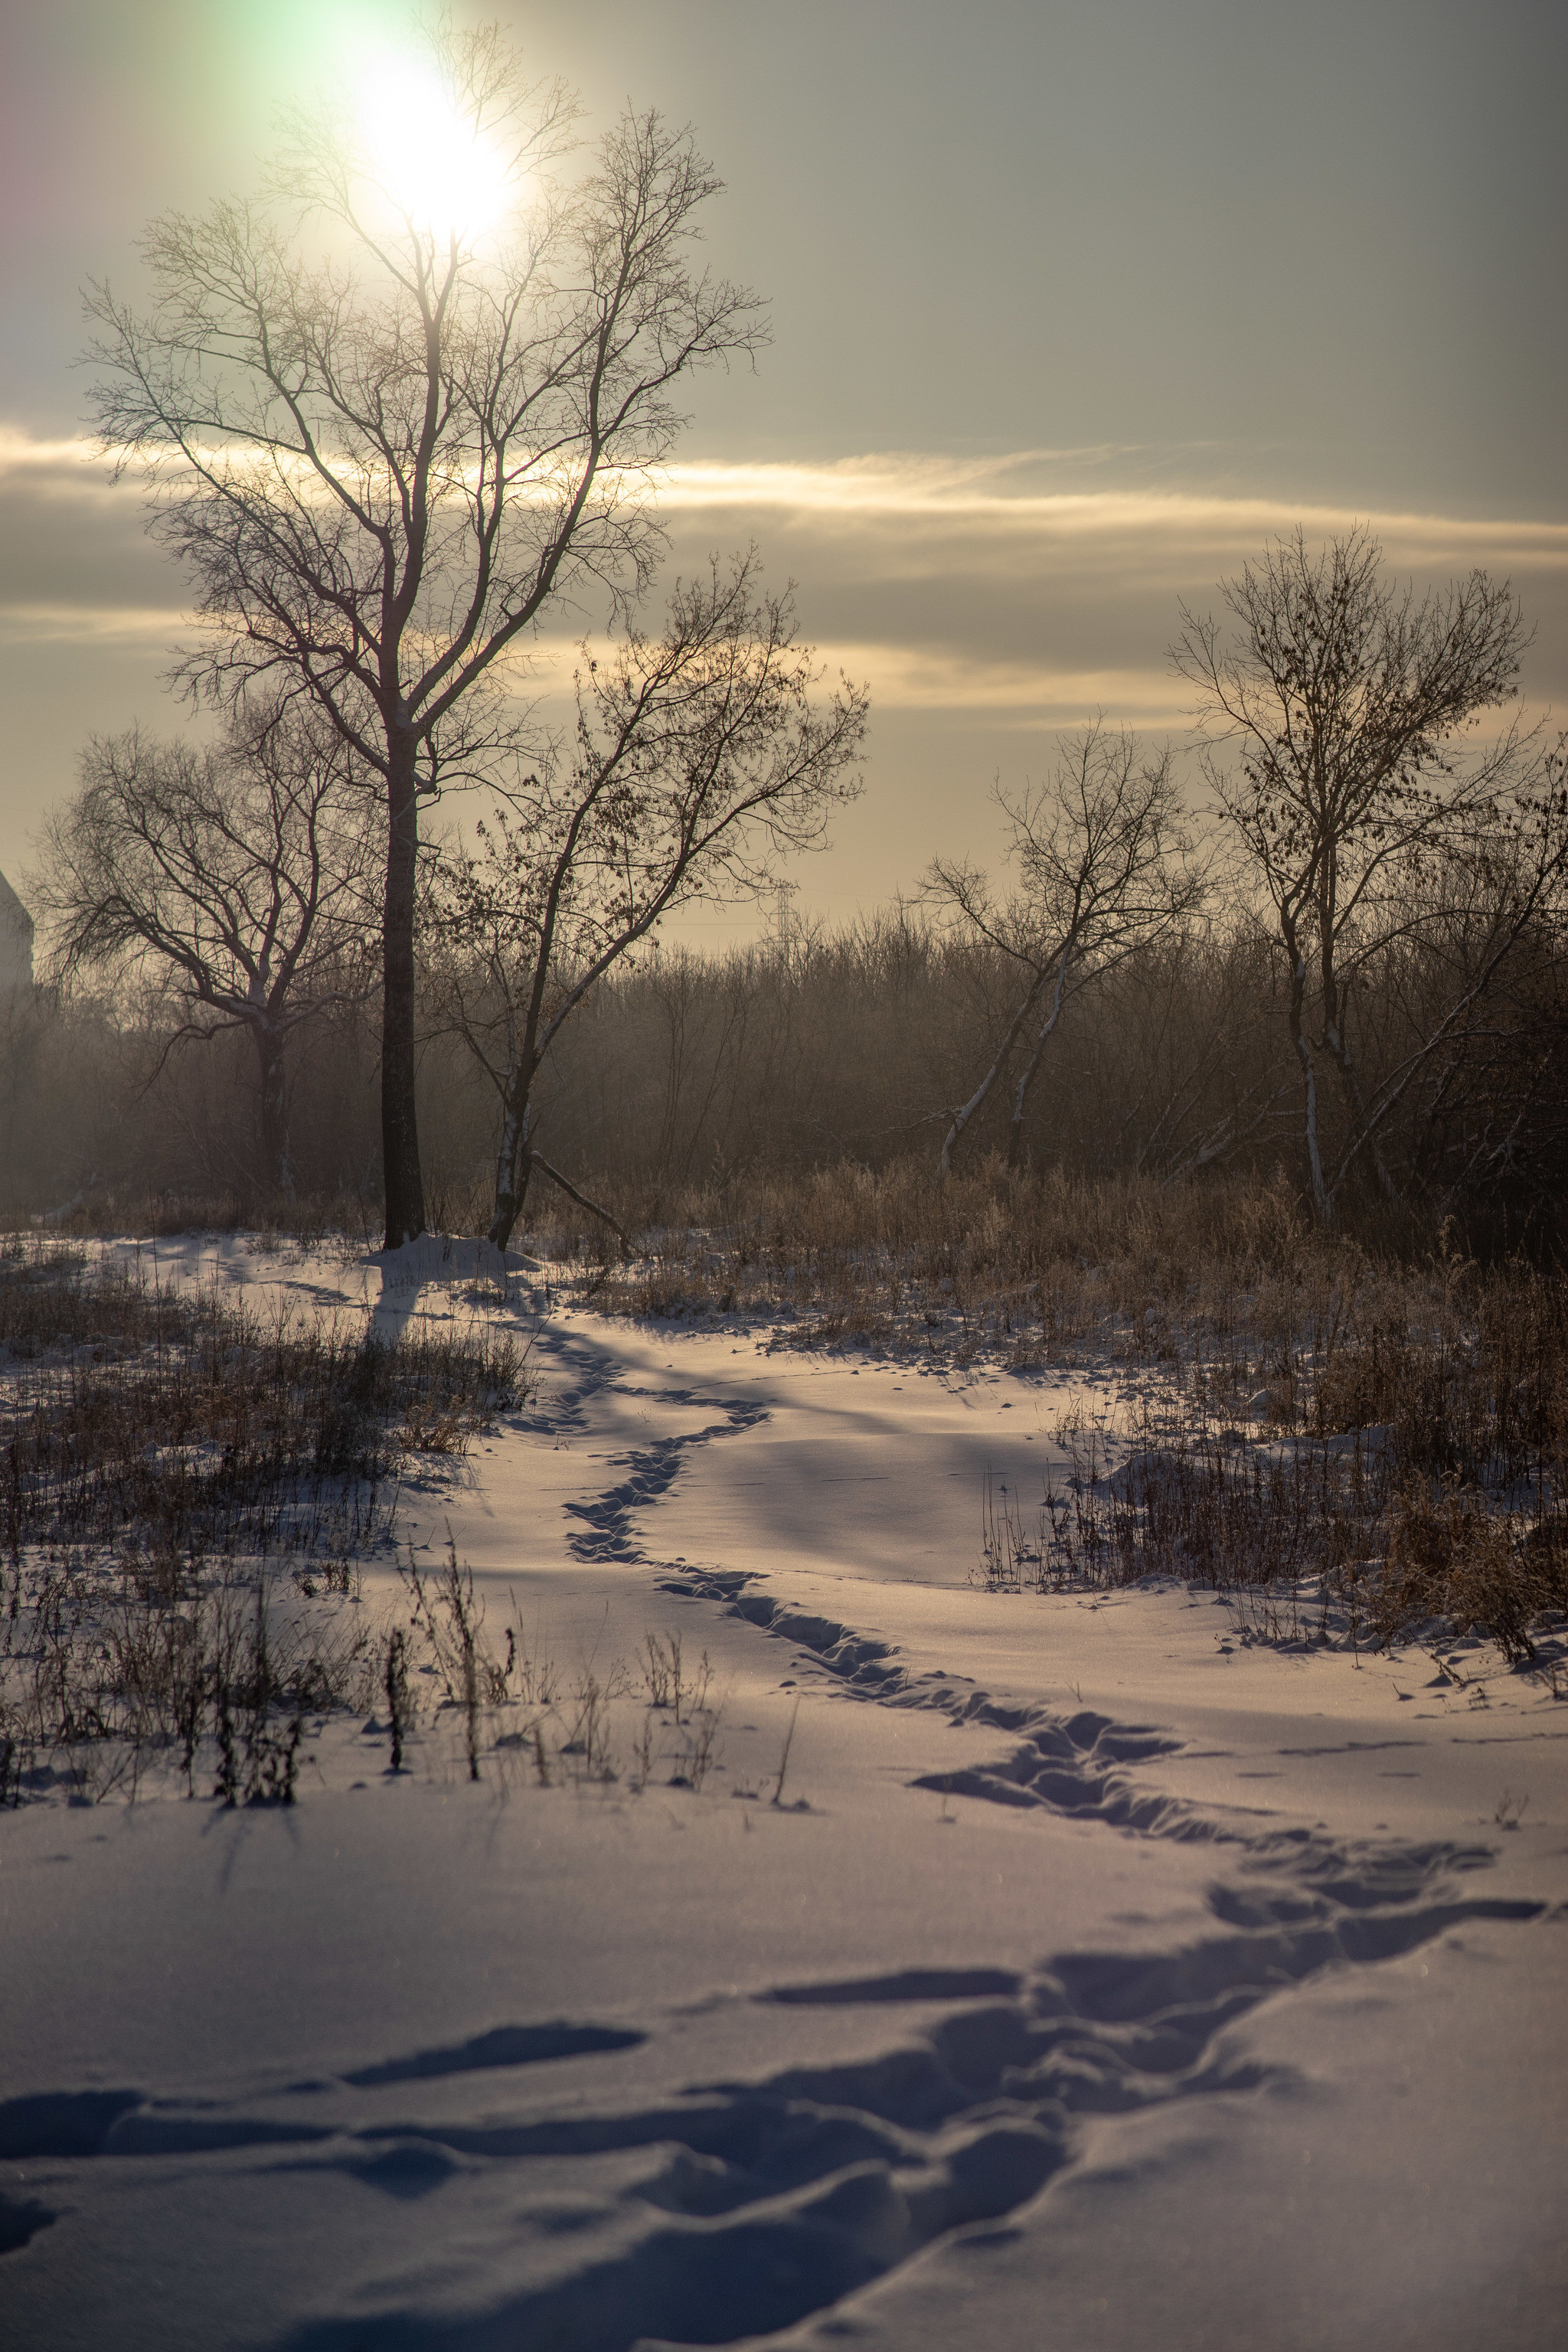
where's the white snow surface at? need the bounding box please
[3,1233,1566,2350]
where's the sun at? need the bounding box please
[356,52,514,240]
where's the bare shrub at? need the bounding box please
[10,869,1565,1244]
[400,1539,516,1782]
[1376,1487,1566,1665]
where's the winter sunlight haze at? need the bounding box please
[2,5,1566,2350]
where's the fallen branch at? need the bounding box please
[531,1154,634,1256]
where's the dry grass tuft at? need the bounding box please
[1376,1488,1568,1665]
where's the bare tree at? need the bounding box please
[85,18,765,1244]
[424,556,867,1248]
[929,723,1204,1174]
[1172,528,1563,1223]
[32,706,377,1192]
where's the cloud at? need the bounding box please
[808,649,1184,724]
[509,627,1184,730]
[654,450,1568,564]
[4,426,1563,890]
[0,602,188,645]
[8,429,1564,665]
[645,457,1568,732]
[0,430,100,472]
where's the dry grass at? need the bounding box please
[518,1158,1568,1668]
[1377,1490,1566,1666]
[0,1238,526,1557]
[513,1158,1318,1364]
[0,1241,530,1803]
[0,1549,371,1805]
[15,1186,382,1247]
[374,1568,721,1800]
[0,1238,737,1808]
[982,1432,1568,1664]
[6,1154,1565,1796]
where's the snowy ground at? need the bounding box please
[4,1236,1566,2350]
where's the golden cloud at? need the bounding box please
[2,432,1563,724]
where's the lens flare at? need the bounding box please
[357,53,512,238]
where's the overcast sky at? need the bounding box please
[2,0,1565,925]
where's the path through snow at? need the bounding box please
[3,1239,1565,2350]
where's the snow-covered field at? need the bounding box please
[4,1236,1566,2350]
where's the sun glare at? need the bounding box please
[356,54,513,238]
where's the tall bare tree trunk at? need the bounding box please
[488,1096,532,1253]
[255,1022,290,1196]
[1287,950,1333,1224]
[382,729,426,1247]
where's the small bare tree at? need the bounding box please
[86,19,766,1245]
[425,556,867,1248]
[929,723,1205,1174]
[1172,528,1563,1223]
[33,705,378,1192]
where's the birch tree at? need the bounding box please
[424,557,867,1248]
[929,723,1204,1174]
[33,706,377,1191]
[85,19,764,1244]
[1171,528,1561,1223]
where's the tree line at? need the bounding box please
[8,838,1566,1250]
